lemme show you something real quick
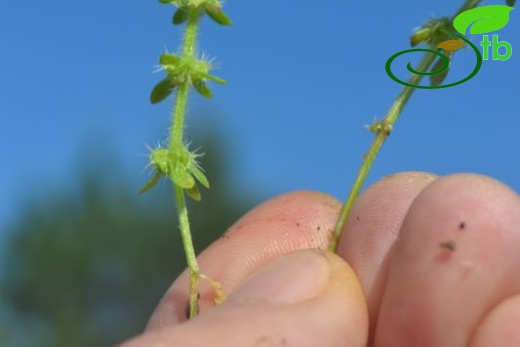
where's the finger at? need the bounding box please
[337,171,437,338]
[146,191,342,330]
[470,294,520,346]
[119,250,368,347]
[375,173,520,347]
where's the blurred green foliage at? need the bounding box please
[0,133,257,346]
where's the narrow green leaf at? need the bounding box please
[173,7,189,25]
[139,172,162,194]
[171,165,195,189]
[185,184,202,201]
[201,72,227,85]
[160,53,181,66]
[150,77,176,104]
[193,79,213,98]
[159,0,176,3]
[205,6,232,26]
[506,0,516,6]
[188,164,210,188]
[429,55,451,87]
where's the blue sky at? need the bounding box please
[1,0,519,233]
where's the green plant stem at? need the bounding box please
[171,82,190,147]
[170,10,200,147]
[455,0,481,18]
[168,9,202,318]
[329,0,480,252]
[174,185,200,318]
[328,53,435,252]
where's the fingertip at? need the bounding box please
[338,171,437,339]
[470,294,520,346]
[376,173,520,347]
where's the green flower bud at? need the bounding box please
[205,5,232,26]
[171,164,195,189]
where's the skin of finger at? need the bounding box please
[337,171,437,342]
[470,294,520,346]
[375,174,520,347]
[118,250,368,347]
[146,191,343,330]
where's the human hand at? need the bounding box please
[118,172,520,347]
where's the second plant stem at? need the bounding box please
[328,52,437,252]
[329,0,481,252]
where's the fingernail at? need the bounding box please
[231,250,331,305]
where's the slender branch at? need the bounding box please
[455,0,482,18]
[329,0,481,252]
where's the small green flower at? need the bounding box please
[140,146,209,201]
[160,0,232,26]
[151,52,227,102]
[410,18,453,47]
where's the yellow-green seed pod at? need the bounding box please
[150,149,170,174]
[172,165,195,189]
[410,28,431,47]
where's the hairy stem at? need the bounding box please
[170,10,200,147]
[174,185,200,317]
[169,9,202,318]
[329,0,481,252]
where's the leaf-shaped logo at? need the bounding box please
[453,5,514,35]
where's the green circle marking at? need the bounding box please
[385,30,483,89]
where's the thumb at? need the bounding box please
[119,250,368,347]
